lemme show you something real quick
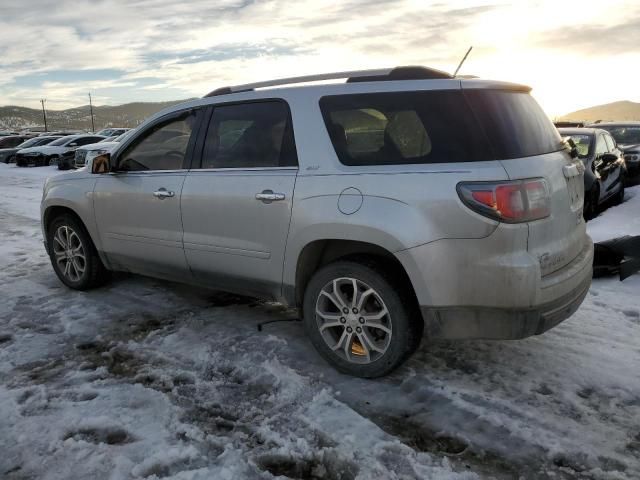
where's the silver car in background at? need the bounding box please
[41,66,593,377]
[73,130,137,169]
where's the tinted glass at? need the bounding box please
[600,126,640,145]
[320,91,493,165]
[464,90,563,159]
[200,101,297,169]
[0,137,23,147]
[17,137,42,148]
[604,134,616,152]
[595,134,607,156]
[75,136,102,146]
[563,134,591,158]
[118,112,196,171]
[50,137,71,146]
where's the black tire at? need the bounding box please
[302,259,422,378]
[47,214,110,290]
[584,187,599,221]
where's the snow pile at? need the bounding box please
[588,187,640,242]
[0,163,638,479]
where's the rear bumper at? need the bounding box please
[397,229,594,340]
[420,270,591,339]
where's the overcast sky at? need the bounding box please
[1,0,638,116]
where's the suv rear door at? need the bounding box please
[463,86,587,281]
[93,108,203,281]
[180,100,298,299]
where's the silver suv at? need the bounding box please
[41,66,593,377]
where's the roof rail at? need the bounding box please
[204,66,454,97]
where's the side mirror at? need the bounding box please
[601,152,618,164]
[91,152,112,174]
[68,142,78,147]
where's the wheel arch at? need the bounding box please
[42,204,108,267]
[286,238,420,314]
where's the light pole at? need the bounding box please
[40,99,48,132]
[88,93,95,132]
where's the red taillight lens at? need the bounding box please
[458,179,550,223]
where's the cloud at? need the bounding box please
[0,0,497,108]
[537,16,640,55]
[2,0,639,113]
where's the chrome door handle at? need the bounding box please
[256,190,285,203]
[153,188,175,199]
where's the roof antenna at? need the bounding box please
[453,46,473,77]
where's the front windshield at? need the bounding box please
[18,137,41,148]
[564,134,591,158]
[599,126,640,145]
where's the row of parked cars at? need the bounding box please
[556,122,640,219]
[0,128,131,169]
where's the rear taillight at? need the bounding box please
[457,178,550,223]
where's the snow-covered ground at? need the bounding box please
[0,163,638,480]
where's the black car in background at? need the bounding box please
[588,122,640,177]
[559,128,626,219]
[0,135,33,149]
[0,135,62,163]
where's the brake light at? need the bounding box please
[458,179,550,223]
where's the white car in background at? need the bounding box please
[73,130,136,169]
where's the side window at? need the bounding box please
[76,137,100,146]
[604,134,616,152]
[200,101,297,169]
[595,134,607,157]
[118,112,197,171]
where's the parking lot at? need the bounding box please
[0,163,639,479]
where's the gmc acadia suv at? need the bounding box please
[41,66,593,377]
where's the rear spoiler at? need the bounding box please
[593,236,640,280]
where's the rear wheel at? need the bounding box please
[302,260,422,378]
[47,214,109,290]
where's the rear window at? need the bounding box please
[319,91,493,165]
[320,89,563,166]
[562,134,592,158]
[463,90,563,159]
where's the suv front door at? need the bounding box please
[181,100,298,299]
[93,109,202,280]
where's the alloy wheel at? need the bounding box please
[52,225,86,282]
[315,277,392,364]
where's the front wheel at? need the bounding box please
[303,260,422,378]
[47,214,109,290]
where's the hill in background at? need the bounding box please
[0,100,190,131]
[3,98,640,132]
[560,101,640,122]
